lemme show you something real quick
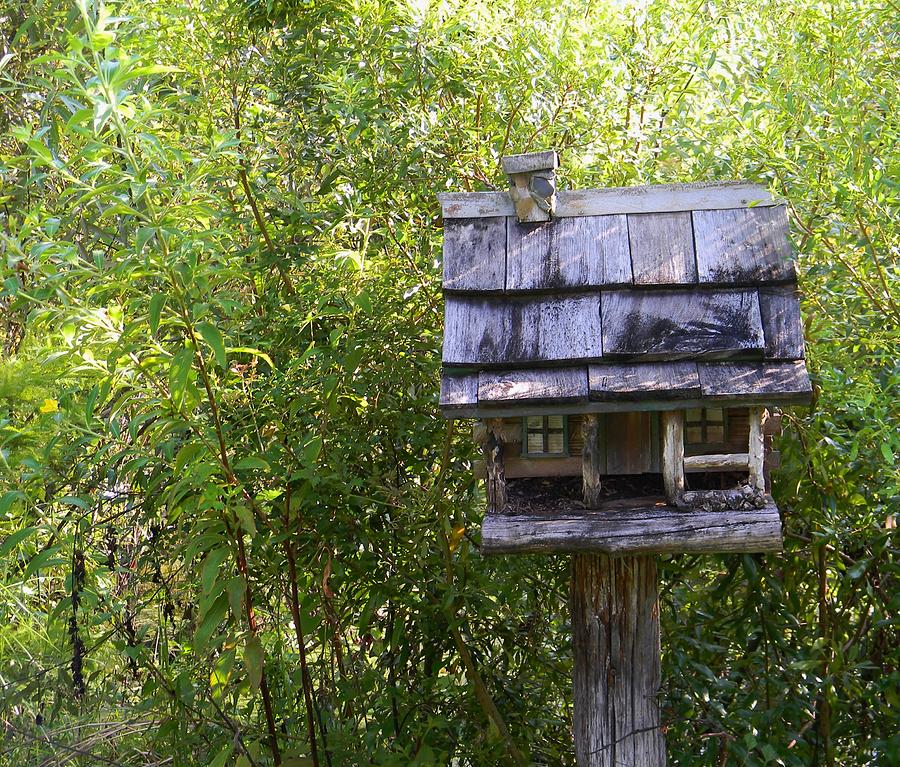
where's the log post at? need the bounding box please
[571,554,666,766]
[480,418,507,512]
[748,407,766,493]
[582,414,602,508]
[661,411,685,505]
[573,419,666,766]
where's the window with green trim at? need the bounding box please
[522,415,568,456]
[685,407,727,447]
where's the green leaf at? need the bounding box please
[195,593,229,650]
[234,505,256,537]
[201,548,230,595]
[23,546,66,580]
[244,635,264,691]
[149,294,165,335]
[228,347,274,370]
[196,322,227,369]
[880,441,894,464]
[302,436,323,466]
[208,745,233,767]
[226,575,245,621]
[233,456,269,471]
[0,526,39,558]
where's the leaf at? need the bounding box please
[880,441,894,464]
[201,548,230,595]
[302,435,323,466]
[234,505,256,538]
[149,294,165,335]
[233,456,269,471]
[0,527,38,558]
[23,546,66,580]
[194,593,229,650]
[228,347,274,370]
[244,635,264,691]
[226,575,245,620]
[208,745,233,767]
[196,322,227,369]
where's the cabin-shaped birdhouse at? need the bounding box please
[439,152,812,556]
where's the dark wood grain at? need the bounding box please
[600,289,765,360]
[443,294,603,366]
[439,372,478,413]
[693,206,795,283]
[698,361,812,400]
[506,216,631,290]
[481,502,783,554]
[759,286,805,359]
[627,211,698,284]
[478,367,589,405]
[588,362,700,400]
[442,217,507,292]
[571,555,666,767]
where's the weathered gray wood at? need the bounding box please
[763,409,783,435]
[588,362,700,401]
[683,453,750,471]
[748,407,766,492]
[698,361,812,400]
[480,418,507,512]
[693,206,795,284]
[478,367,589,405]
[628,212,698,284]
[439,372,478,413]
[571,554,665,767]
[661,411,685,505]
[438,192,516,219]
[442,217,507,292]
[582,414,602,507]
[502,150,559,175]
[605,412,651,474]
[438,183,777,219]
[600,289,765,360]
[759,286,805,359]
[506,216,631,290]
[481,502,783,554]
[443,294,603,366]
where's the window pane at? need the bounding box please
[547,431,565,454]
[547,415,564,429]
[705,407,724,423]
[527,416,543,429]
[707,425,724,443]
[686,408,702,423]
[527,433,545,453]
[686,426,703,444]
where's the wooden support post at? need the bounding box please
[481,418,508,512]
[661,411,685,506]
[571,554,666,766]
[582,414,602,508]
[748,407,765,493]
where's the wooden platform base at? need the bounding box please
[481,497,782,555]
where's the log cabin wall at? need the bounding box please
[494,408,751,480]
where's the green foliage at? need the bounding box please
[0,0,897,765]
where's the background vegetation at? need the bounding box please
[0,0,897,764]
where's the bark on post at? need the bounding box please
[582,414,602,508]
[480,418,507,512]
[748,407,766,493]
[661,411,685,506]
[571,554,666,766]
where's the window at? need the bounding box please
[685,407,727,447]
[522,415,568,456]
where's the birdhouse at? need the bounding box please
[438,153,812,556]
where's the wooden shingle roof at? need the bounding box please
[439,180,812,418]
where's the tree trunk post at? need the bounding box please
[582,414,603,508]
[571,554,666,767]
